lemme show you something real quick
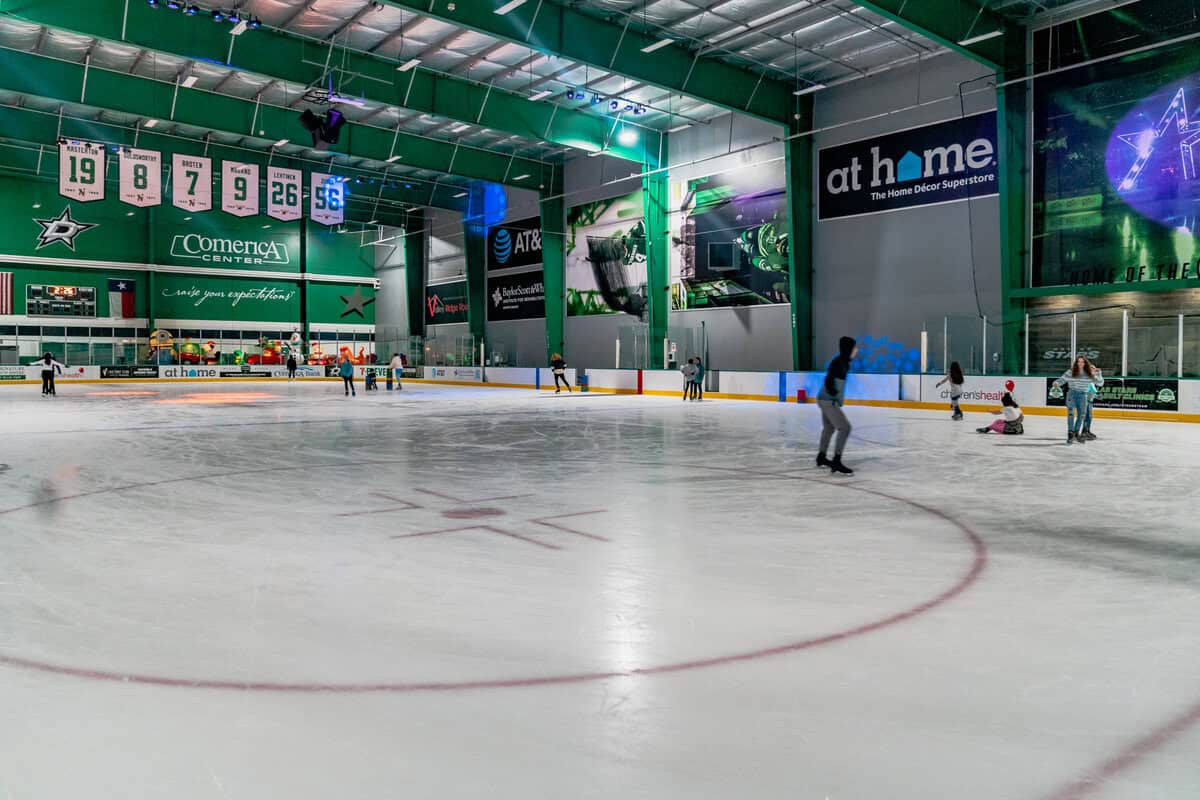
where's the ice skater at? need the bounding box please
[286,353,298,381]
[1053,355,1102,444]
[680,358,697,400]
[692,358,705,402]
[976,392,1024,435]
[935,361,965,420]
[39,352,67,396]
[1080,371,1101,441]
[389,352,404,391]
[550,353,571,393]
[339,355,356,397]
[816,336,857,475]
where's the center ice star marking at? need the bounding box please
[343,488,609,550]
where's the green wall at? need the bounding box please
[0,172,375,329]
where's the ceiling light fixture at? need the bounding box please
[793,82,826,96]
[211,9,224,22]
[957,29,1003,46]
[397,58,421,72]
[494,0,528,14]
[273,138,289,147]
[450,123,470,133]
[144,118,159,128]
[529,90,552,101]
[512,173,530,180]
[617,128,637,146]
[641,38,672,53]
[667,123,692,133]
[230,20,248,35]
[183,4,198,14]
[181,72,199,88]
[385,154,401,163]
[453,191,468,198]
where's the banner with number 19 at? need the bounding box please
[58,141,106,202]
[118,148,162,208]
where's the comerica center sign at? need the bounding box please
[819,112,998,220]
[169,233,292,267]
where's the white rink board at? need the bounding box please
[919,374,1047,407]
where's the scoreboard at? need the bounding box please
[27,284,97,317]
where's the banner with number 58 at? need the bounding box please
[266,167,303,222]
[310,173,345,226]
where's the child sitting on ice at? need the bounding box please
[976,392,1024,435]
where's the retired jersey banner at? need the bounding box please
[266,167,303,222]
[118,148,162,208]
[58,141,106,202]
[172,154,212,212]
[310,173,345,226]
[221,161,259,217]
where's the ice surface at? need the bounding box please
[0,380,1198,799]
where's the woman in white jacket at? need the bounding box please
[38,352,67,396]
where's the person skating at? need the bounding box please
[976,392,1024,435]
[680,358,697,401]
[39,352,66,396]
[389,352,404,391]
[692,358,705,402]
[1080,369,1101,441]
[286,353,298,381]
[816,337,857,475]
[339,355,356,397]
[550,353,571,393]
[1053,355,1102,444]
[935,361,965,420]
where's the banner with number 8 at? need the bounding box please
[58,141,106,202]
[266,167,303,222]
[221,161,260,217]
[118,148,162,208]
[172,154,212,212]
[310,172,345,226]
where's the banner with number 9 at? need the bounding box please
[118,148,162,208]
[172,154,212,212]
[267,167,303,222]
[221,161,260,217]
[58,141,106,202]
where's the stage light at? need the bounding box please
[617,127,638,146]
[299,108,346,150]
[184,4,198,14]
[227,10,241,23]
[211,9,224,21]
[634,105,646,115]
[146,0,159,6]
[609,100,619,110]
[247,16,262,29]
[590,94,601,105]
[165,0,181,8]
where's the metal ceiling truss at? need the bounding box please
[853,0,1008,67]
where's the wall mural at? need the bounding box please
[1034,41,1200,288]
[670,164,790,309]
[565,191,647,317]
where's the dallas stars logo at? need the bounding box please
[34,206,98,251]
[339,286,376,318]
[1116,87,1200,190]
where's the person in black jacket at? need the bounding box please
[39,352,67,396]
[550,353,571,393]
[816,337,857,475]
[286,353,298,381]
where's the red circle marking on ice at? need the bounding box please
[0,461,986,694]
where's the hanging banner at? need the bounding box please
[58,141,106,202]
[488,216,543,270]
[425,280,469,325]
[487,270,545,321]
[172,154,212,212]
[266,167,303,221]
[118,147,162,208]
[310,173,345,226]
[221,161,259,217]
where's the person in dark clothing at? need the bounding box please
[550,353,571,393]
[691,358,705,401]
[286,354,298,381]
[39,353,67,396]
[816,337,857,475]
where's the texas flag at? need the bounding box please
[108,279,135,318]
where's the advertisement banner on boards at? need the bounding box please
[58,141,106,202]
[118,148,162,208]
[426,367,483,382]
[221,162,260,217]
[171,154,213,212]
[425,281,469,325]
[921,375,1047,407]
[818,112,998,220]
[1046,377,1179,411]
[487,270,545,321]
[488,217,542,270]
[100,365,160,379]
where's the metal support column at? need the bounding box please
[785,104,814,371]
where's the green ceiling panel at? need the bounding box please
[853,1,1006,68]
[375,0,795,126]
[7,0,655,163]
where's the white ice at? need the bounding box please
[0,379,1198,799]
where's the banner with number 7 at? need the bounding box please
[171,154,212,212]
[221,161,260,217]
[267,167,303,222]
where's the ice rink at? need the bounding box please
[1,379,1198,799]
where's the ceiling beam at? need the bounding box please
[852,0,1006,68]
[0,46,558,198]
[372,0,795,126]
[7,0,654,164]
